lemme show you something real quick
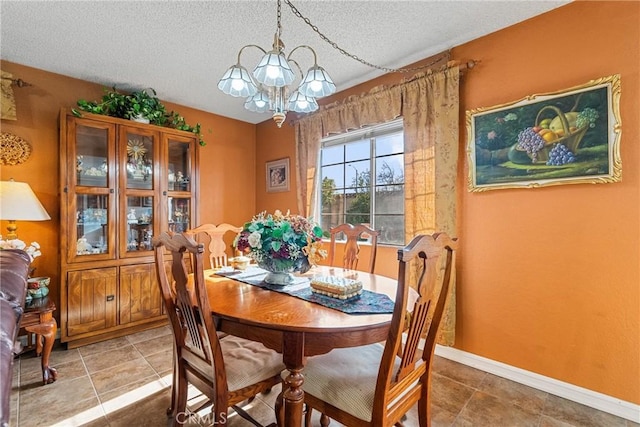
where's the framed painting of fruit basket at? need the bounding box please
[466,74,621,192]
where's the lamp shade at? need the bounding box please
[218,64,258,98]
[287,90,318,113]
[253,50,295,87]
[0,180,51,221]
[299,65,336,98]
[244,90,271,113]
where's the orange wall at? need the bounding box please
[254,1,639,403]
[255,119,297,214]
[0,61,256,321]
[454,1,639,403]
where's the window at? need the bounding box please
[318,119,404,245]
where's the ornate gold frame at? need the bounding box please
[466,74,621,192]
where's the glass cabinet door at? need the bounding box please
[65,118,117,263]
[168,197,191,233]
[163,134,197,234]
[74,194,110,256]
[125,196,154,252]
[75,124,110,188]
[124,131,155,191]
[119,126,159,258]
[167,137,193,192]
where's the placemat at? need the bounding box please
[214,267,395,315]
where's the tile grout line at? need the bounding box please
[77,347,109,420]
[536,393,552,427]
[93,342,158,407]
[131,336,169,375]
[446,370,485,426]
[129,331,176,388]
[81,338,168,424]
[476,370,552,420]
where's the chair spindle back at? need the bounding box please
[329,223,380,273]
[153,231,224,385]
[188,223,242,269]
[374,232,457,422]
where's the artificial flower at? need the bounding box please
[0,236,42,262]
[234,210,326,274]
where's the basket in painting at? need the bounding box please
[512,105,589,164]
[533,106,588,163]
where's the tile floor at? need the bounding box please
[10,326,638,427]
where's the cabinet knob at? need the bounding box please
[106,295,115,302]
[110,189,115,194]
[162,191,167,196]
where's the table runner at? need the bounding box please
[214,267,395,314]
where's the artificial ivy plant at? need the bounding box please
[72,87,206,146]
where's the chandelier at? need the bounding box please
[217,0,336,127]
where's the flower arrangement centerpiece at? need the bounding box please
[234,210,326,285]
[0,236,42,262]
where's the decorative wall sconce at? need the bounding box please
[1,132,32,165]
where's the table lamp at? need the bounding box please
[0,179,51,240]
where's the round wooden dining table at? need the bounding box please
[204,265,399,427]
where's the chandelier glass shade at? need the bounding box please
[298,65,335,98]
[253,50,295,87]
[217,64,258,98]
[286,90,318,113]
[244,90,271,113]
[217,0,336,127]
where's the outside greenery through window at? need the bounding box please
[318,120,404,245]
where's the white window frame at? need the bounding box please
[316,118,404,245]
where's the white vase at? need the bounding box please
[264,271,294,286]
[131,114,150,124]
[257,257,310,286]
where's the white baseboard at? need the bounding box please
[434,345,640,423]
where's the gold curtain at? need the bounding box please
[402,67,459,345]
[320,85,402,136]
[294,65,459,345]
[295,115,323,217]
[1,70,17,121]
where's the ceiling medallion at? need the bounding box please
[0,132,32,165]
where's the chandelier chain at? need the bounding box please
[277,0,282,37]
[284,0,444,73]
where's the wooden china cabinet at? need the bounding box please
[59,108,199,348]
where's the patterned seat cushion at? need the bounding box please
[301,343,385,422]
[222,335,285,392]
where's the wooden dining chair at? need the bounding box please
[329,223,380,273]
[299,232,458,427]
[152,231,284,426]
[188,223,242,269]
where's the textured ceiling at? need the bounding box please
[1,0,569,125]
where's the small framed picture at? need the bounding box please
[266,158,290,192]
